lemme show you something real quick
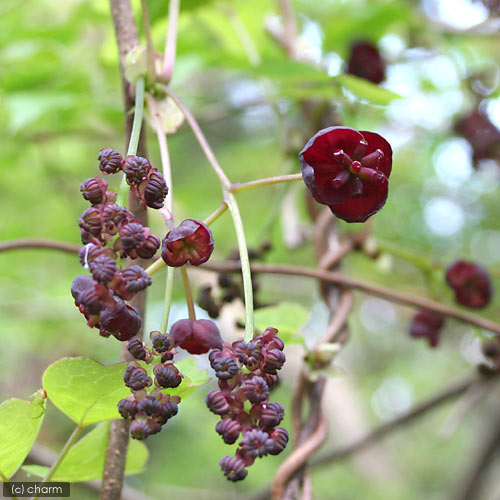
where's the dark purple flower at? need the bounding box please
[216,419,241,444]
[100,298,142,341]
[347,41,386,84]
[127,338,148,360]
[129,418,151,440]
[123,364,152,391]
[262,349,286,374]
[118,397,138,419]
[211,356,239,380]
[300,127,392,223]
[240,429,274,458]
[161,219,214,267]
[121,265,152,293]
[409,309,444,348]
[241,376,269,404]
[206,389,230,415]
[80,177,108,205]
[89,255,118,285]
[445,260,492,309]
[151,332,174,353]
[234,341,261,370]
[170,319,223,355]
[98,148,123,174]
[122,155,151,185]
[144,171,168,209]
[154,363,182,388]
[268,427,289,455]
[137,233,161,259]
[220,455,248,481]
[260,402,285,428]
[137,394,162,416]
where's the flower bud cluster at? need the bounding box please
[205,327,288,481]
[118,331,183,440]
[72,149,166,341]
[98,148,168,210]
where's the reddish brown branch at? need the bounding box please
[0,239,80,255]
[451,400,500,500]
[201,261,500,335]
[102,1,147,499]
[312,375,494,467]
[271,415,328,500]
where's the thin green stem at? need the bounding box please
[160,265,175,332]
[158,85,255,340]
[225,190,254,341]
[162,0,180,82]
[231,173,302,193]
[225,7,261,66]
[204,202,228,226]
[377,240,442,273]
[160,85,232,189]
[180,266,196,321]
[140,0,156,81]
[117,76,146,207]
[145,256,165,277]
[32,425,83,500]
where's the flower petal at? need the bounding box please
[328,175,388,223]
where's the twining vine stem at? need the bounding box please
[31,425,83,500]
[117,76,146,207]
[146,94,175,332]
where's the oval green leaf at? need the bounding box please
[0,396,46,479]
[43,357,209,426]
[23,422,148,482]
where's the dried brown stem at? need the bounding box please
[451,399,500,500]
[200,261,500,335]
[0,239,80,254]
[103,1,147,499]
[271,415,328,500]
[313,375,493,467]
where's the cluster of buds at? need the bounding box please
[118,331,183,440]
[79,178,160,259]
[198,242,272,319]
[98,148,168,210]
[72,149,167,341]
[205,327,288,481]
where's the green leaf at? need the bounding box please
[43,357,209,427]
[23,422,148,482]
[253,302,309,344]
[335,74,401,105]
[0,396,46,479]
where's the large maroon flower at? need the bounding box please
[347,41,386,84]
[170,319,223,354]
[300,127,392,222]
[162,219,214,267]
[445,260,492,309]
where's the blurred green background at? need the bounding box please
[1,0,500,498]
